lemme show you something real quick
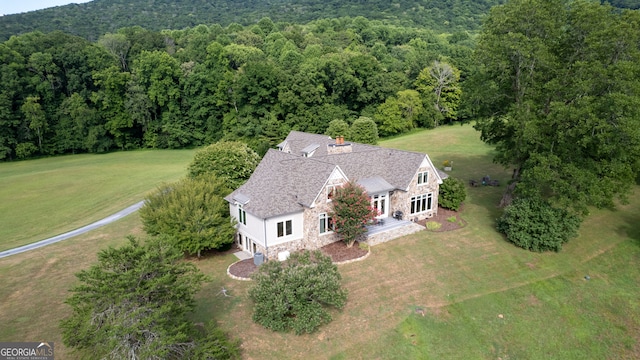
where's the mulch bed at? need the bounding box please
[227,241,369,280]
[418,205,466,232]
[227,258,257,279]
[320,240,369,263]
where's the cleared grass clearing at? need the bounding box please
[0,149,195,251]
[0,124,637,359]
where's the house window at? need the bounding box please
[410,193,433,214]
[327,185,336,201]
[417,171,428,185]
[238,205,246,225]
[319,213,334,234]
[277,220,292,237]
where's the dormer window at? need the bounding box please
[301,144,319,158]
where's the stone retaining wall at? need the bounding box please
[364,222,425,246]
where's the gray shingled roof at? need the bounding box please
[357,176,395,194]
[225,149,338,219]
[226,131,437,220]
[283,131,376,156]
[314,148,426,191]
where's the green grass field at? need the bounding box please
[0,124,637,359]
[0,149,195,251]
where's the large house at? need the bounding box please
[225,131,444,260]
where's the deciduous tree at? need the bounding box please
[349,116,378,145]
[415,60,462,126]
[140,177,236,257]
[187,140,260,189]
[468,0,640,214]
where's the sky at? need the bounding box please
[1,0,93,16]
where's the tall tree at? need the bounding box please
[415,60,462,126]
[20,96,46,153]
[468,0,640,213]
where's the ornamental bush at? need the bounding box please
[249,251,348,335]
[330,181,377,247]
[496,198,581,252]
[438,177,466,211]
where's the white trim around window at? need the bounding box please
[238,204,246,225]
[410,193,433,214]
[277,220,293,237]
[417,171,428,185]
[319,213,334,234]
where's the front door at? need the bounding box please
[371,193,388,218]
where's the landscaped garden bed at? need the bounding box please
[227,241,369,279]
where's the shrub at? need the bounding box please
[330,181,377,247]
[496,198,581,252]
[438,177,466,211]
[426,221,442,231]
[249,251,348,334]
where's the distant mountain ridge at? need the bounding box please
[0,0,508,41]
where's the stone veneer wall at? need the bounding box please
[327,143,353,155]
[364,222,425,246]
[390,164,439,222]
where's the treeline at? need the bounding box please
[0,17,475,160]
[0,0,506,41]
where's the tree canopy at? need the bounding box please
[468,0,640,214]
[60,235,240,359]
[0,18,475,161]
[139,177,236,257]
[0,0,509,42]
[187,141,261,189]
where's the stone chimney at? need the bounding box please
[328,136,352,154]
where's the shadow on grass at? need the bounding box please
[440,153,509,225]
[617,212,640,248]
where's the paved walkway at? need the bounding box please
[0,201,145,259]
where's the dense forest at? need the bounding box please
[1,0,638,161]
[0,0,508,42]
[0,16,477,160]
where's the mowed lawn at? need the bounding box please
[0,124,638,359]
[0,149,195,251]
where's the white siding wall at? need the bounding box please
[228,203,266,246]
[265,212,304,246]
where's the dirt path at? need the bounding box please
[0,201,144,259]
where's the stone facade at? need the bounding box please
[390,164,439,222]
[327,143,353,155]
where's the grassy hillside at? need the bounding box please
[0,124,637,359]
[0,0,505,41]
[0,149,195,251]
